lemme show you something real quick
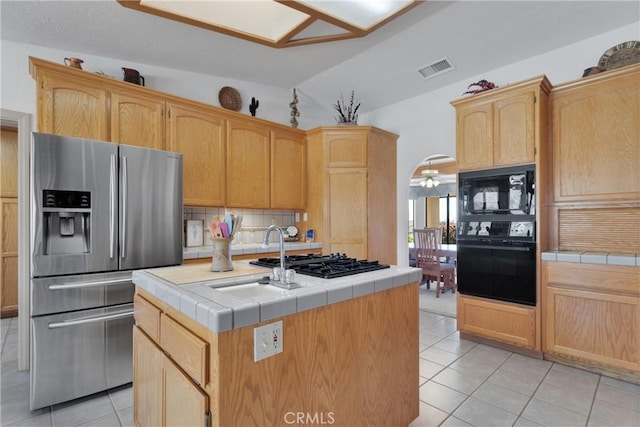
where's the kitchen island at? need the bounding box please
[132,261,422,427]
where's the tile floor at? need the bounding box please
[2,313,639,426]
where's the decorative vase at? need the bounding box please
[210,238,233,272]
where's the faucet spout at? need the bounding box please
[263,225,286,279]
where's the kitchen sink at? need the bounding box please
[212,277,300,299]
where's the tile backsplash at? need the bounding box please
[184,206,296,245]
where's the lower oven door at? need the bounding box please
[30,303,134,410]
[457,241,536,306]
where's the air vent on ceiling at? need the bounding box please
[417,57,455,79]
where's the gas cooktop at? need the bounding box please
[249,253,390,279]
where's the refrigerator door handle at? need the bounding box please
[47,278,132,291]
[121,156,127,259]
[48,310,134,329]
[109,154,117,259]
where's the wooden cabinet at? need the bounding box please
[226,119,271,208]
[457,295,537,350]
[34,67,109,141]
[306,126,397,264]
[1,127,18,318]
[30,56,307,210]
[271,128,306,210]
[111,90,165,149]
[166,101,226,207]
[545,64,640,255]
[451,75,551,171]
[542,261,639,380]
[133,296,210,427]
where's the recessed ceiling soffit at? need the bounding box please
[117,0,422,48]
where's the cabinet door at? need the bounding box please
[1,127,18,198]
[493,91,535,167]
[166,102,226,207]
[163,354,209,427]
[133,326,162,427]
[38,72,109,140]
[271,129,305,210]
[328,169,367,259]
[1,198,18,317]
[226,119,270,208]
[111,91,165,150]
[456,102,493,171]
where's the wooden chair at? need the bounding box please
[413,228,456,298]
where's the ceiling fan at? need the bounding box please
[420,162,440,188]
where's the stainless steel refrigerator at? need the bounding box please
[29,132,183,409]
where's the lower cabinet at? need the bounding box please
[457,294,538,350]
[133,290,211,427]
[542,261,639,378]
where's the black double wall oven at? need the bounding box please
[456,164,536,306]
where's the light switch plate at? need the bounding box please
[254,320,283,362]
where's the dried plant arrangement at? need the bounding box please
[333,90,360,124]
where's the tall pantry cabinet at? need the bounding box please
[305,126,397,265]
[1,126,19,317]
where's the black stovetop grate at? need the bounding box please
[249,254,390,279]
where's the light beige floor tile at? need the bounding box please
[0,397,50,426]
[449,356,498,379]
[420,332,444,347]
[488,368,544,396]
[51,393,115,427]
[513,416,545,427]
[521,398,588,427]
[533,381,595,416]
[419,381,467,413]
[472,382,530,415]
[440,416,474,427]
[419,358,446,379]
[432,337,477,356]
[408,401,449,427]
[500,353,552,379]
[432,367,487,395]
[453,397,518,427]
[589,398,640,427]
[420,346,461,366]
[543,363,599,394]
[463,344,512,368]
[4,411,52,427]
[76,411,121,427]
[594,377,640,413]
[117,405,134,427]
[108,384,133,410]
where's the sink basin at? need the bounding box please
[214,282,289,299]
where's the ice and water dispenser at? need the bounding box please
[41,190,91,255]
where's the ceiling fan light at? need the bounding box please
[425,178,434,188]
[433,179,440,187]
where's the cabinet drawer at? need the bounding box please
[160,314,208,386]
[134,293,161,343]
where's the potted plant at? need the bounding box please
[333,90,360,125]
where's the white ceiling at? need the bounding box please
[1,1,639,114]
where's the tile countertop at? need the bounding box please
[541,250,639,266]
[133,261,423,334]
[183,242,323,260]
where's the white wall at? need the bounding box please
[0,40,326,129]
[358,23,640,266]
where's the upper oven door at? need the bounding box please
[459,164,535,216]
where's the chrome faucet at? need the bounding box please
[262,225,286,280]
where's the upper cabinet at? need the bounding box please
[111,90,165,150]
[166,100,226,207]
[30,56,307,210]
[271,128,306,210]
[35,67,109,141]
[550,64,639,203]
[451,76,551,171]
[226,119,271,208]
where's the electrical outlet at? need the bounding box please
[295,212,300,222]
[303,212,308,221]
[254,320,283,362]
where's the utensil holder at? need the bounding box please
[210,238,233,272]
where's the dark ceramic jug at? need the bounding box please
[122,68,145,86]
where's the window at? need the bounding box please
[439,195,457,243]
